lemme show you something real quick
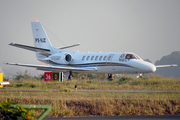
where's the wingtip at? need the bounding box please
[171,64,178,67]
[4,63,17,65]
[9,42,15,45]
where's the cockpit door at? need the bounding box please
[106,54,114,66]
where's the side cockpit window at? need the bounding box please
[119,54,125,62]
[125,54,138,60]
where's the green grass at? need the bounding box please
[0,91,179,117]
[1,91,180,101]
[1,75,180,117]
[4,76,180,90]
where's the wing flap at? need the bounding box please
[156,64,177,68]
[5,63,97,72]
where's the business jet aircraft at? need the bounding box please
[6,21,177,80]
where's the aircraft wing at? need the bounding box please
[156,64,178,68]
[5,63,97,72]
[9,42,50,52]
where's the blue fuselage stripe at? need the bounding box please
[45,60,138,69]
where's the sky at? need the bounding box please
[0,0,180,77]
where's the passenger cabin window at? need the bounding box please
[119,54,125,62]
[86,56,90,60]
[103,56,107,61]
[82,56,85,60]
[95,56,98,60]
[91,56,94,60]
[99,56,103,60]
[108,56,112,61]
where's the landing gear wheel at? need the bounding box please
[108,74,113,80]
[68,71,73,80]
[136,73,143,78]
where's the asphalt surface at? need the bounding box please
[0,89,180,93]
[44,115,180,120]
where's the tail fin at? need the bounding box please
[31,21,52,50]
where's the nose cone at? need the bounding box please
[144,62,156,73]
[128,60,157,73]
[152,65,156,72]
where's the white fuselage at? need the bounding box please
[41,50,156,74]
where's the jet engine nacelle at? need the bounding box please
[49,53,72,64]
[64,53,72,63]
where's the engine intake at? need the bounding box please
[64,53,72,63]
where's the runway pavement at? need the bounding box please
[43,115,180,120]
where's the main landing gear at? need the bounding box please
[68,71,73,80]
[64,71,73,80]
[108,74,113,80]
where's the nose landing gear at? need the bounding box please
[136,73,144,78]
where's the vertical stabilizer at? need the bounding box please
[31,21,52,50]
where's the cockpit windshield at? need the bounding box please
[119,53,141,62]
[125,54,137,59]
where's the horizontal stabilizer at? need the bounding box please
[156,64,178,68]
[9,42,50,52]
[59,43,80,49]
[5,63,97,72]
